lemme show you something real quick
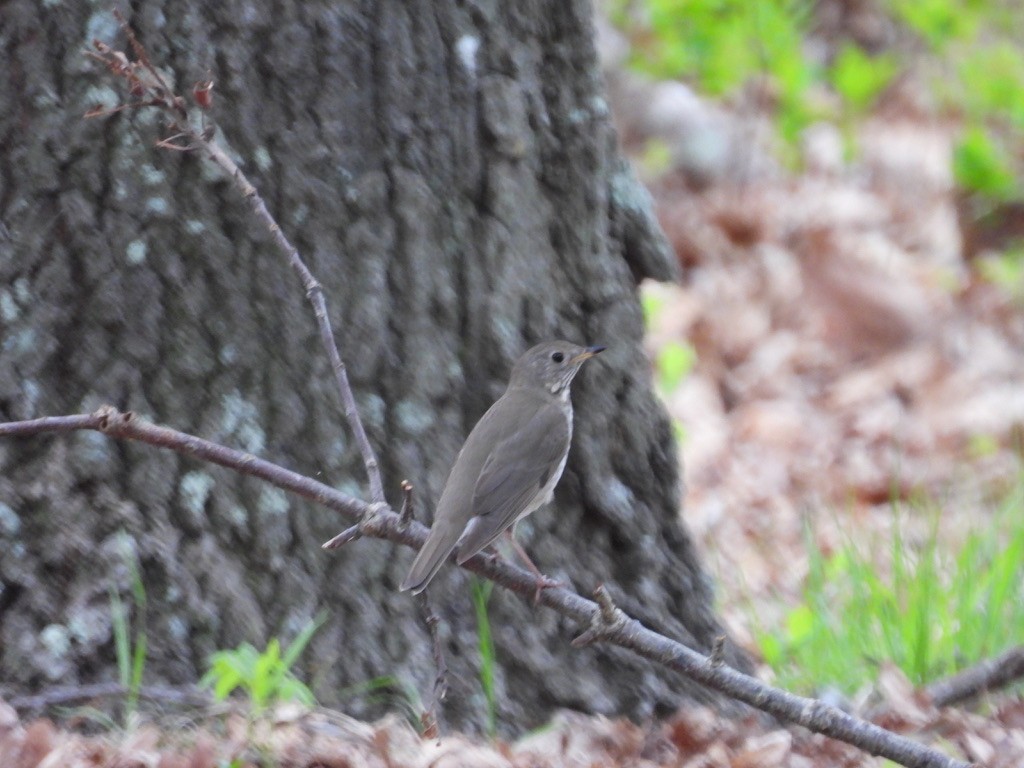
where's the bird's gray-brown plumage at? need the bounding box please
[400,341,604,594]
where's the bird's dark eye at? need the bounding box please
[551,352,565,363]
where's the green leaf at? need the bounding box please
[641,291,666,331]
[759,633,782,666]
[958,43,1024,129]
[891,0,979,50]
[658,341,697,392]
[784,604,814,644]
[201,624,322,713]
[832,44,897,113]
[250,639,281,710]
[109,586,131,687]
[471,577,497,738]
[213,671,242,701]
[953,126,1016,200]
[281,612,326,671]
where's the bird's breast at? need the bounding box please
[516,410,572,522]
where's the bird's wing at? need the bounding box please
[455,396,570,562]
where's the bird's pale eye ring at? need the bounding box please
[551,351,565,363]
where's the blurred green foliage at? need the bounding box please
[831,44,897,114]
[637,138,676,178]
[612,0,817,144]
[757,477,1024,695]
[640,288,698,420]
[99,531,150,729]
[956,43,1024,129]
[953,126,1016,201]
[657,340,697,392]
[471,577,498,738]
[640,291,666,329]
[976,245,1024,301]
[201,613,325,714]
[611,0,1024,202]
[888,0,981,50]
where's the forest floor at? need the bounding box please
[4,18,1024,768]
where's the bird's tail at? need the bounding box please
[400,526,458,594]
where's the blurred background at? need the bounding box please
[600,0,1024,698]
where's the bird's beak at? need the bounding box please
[572,345,606,363]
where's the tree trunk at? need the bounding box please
[0,0,747,732]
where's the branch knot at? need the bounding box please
[321,501,389,550]
[94,405,134,432]
[572,585,629,648]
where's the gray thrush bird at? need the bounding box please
[399,340,605,594]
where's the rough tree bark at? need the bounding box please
[0,0,748,731]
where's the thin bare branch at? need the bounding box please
[925,645,1024,708]
[0,409,974,768]
[0,408,366,521]
[84,29,386,505]
[7,682,213,712]
[416,591,449,741]
[197,139,385,504]
[114,10,182,119]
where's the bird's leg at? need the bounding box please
[505,526,562,603]
[483,544,501,566]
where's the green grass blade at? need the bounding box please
[281,612,327,670]
[109,586,131,689]
[471,577,497,738]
